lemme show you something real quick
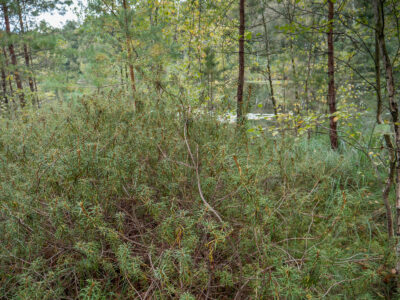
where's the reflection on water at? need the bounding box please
[217,113,275,123]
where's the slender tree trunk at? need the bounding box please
[237,0,245,126]
[17,1,35,99]
[28,51,39,103]
[304,44,313,139]
[290,39,301,136]
[289,40,299,104]
[124,64,129,92]
[3,47,13,96]
[327,0,338,149]
[149,3,163,104]
[374,12,394,238]
[261,11,277,116]
[304,12,315,112]
[304,43,312,110]
[198,1,202,75]
[383,147,395,239]
[28,52,37,92]
[18,0,39,106]
[375,33,383,124]
[120,64,124,90]
[2,3,25,107]
[1,66,7,104]
[122,0,139,109]
[375,0,400,260]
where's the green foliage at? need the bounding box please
[1,0,400,298]
[0,95,394,298]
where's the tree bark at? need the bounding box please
[1,66,7,104]
[327,0,338,149]
[375,32,383,124]
[3,47,13,96]
[122,0,140,110]
[17,0,36,105]
[2,3,25,107]
[375,0,400,252]
[383,154,395,239]
[28,52,38,94]
[304,43,312,111]
[236,0,245,126]
[374,8,394,238]
[289,40,299,104]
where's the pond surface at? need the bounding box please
[217,113,275,124]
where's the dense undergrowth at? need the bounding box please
[0,94,396,299]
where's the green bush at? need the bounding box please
[0,95,395,298]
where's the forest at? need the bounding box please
[2,0,400,298]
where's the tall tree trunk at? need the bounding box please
[120,64,124,91]
[198,0,202,75]
[236,0,245,126]
[327,0,338,149]
[304,43,312,111]
[17,0,36,106]
[28,52,38,94]
[2,3,25,107]
[375,33,383,124]
[383,144,396,239]
[28,51,39,107]
[304,15,315,113]
[289,40,299,105]
[125,64,129,93]
[2,47,12,98]
[261,11,277,116]
[1,66,7,104]
[374,14,394,238]
[122,0,139,110]
[375,0,400,257]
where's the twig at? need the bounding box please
[183,121,223,223]
[322,276,361,297]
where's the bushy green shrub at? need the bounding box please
[0,95,395,298]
